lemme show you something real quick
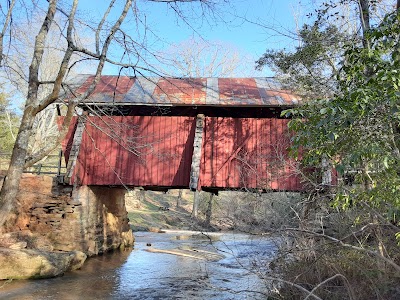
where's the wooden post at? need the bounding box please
[189,114,205,191]
[57,150,63,176]
[205,193,214,227]
[190,114,205,219]
[64,114,87,184]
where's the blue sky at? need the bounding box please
[81,0,308,77]
[139,0,301,54]
[138,0,306,76]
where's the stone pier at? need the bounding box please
[1,174,134,256]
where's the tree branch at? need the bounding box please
[304,274,355,300]
[25,100,77,168]
[285,227,400,274]
[34,0,78,114]
[95,0,116,55]
[0,0,16,66]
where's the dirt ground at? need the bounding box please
[126,189,206,232]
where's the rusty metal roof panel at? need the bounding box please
[153,78,207,105]
[68,75,300,107]
[74,75,135,103]
[254,78,300,106]
[217,78,262,105]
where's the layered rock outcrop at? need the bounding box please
[0,174,134,279]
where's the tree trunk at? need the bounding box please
[176,189,183,208]
[0,107,36,227]
[358,0,371,49]
[192,191,199,219]
[0,0,58,229]
[205,193,214,227]
[372,214,386,276]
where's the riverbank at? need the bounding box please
[126,189,284,233]
[127,190,219,232]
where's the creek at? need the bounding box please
[0,230,277,299]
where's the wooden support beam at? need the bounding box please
[189,114,205,191]
[64,115,87,184]
[321,156,332,186]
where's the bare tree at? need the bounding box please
[158,38,258,77]
[1,15,93,160]
[0,0,221,228]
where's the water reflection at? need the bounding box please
[0,231,276,300]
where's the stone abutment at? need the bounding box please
[1,174,134,256]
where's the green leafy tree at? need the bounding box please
[256,23,349,100]
[257,2,400,298]
[256,0,394,100]
[286,9,400,230]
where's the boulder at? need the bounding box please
[120,230,134,249]
[0,230,54,251]
[0,248,87,280]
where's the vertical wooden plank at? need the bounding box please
[213,117,218,187]
[154,116,160,186]
[280,119,288,190]
[158,116,164,185]
[109,116,117,185]
[250,118,257,188]
[102,117,110,186]
[133,116,139,186]
[117,116,126,185]
[256,118,262,188]
[168,116,173,186]
[264,118,271,190]
[230,118,236,188]
[270,118,278,190]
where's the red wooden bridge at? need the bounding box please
[61,76,306,192]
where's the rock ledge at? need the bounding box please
[0,247,86,280]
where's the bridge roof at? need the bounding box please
[66,75,300,107]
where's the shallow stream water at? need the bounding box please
[0,230,277,300]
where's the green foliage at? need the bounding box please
[256,23,349,100]
[286,10,400,221]
[0,93,19,153]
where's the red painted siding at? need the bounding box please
[58,117,78,164]
[199,117,302,190]
[72,116,195,186]
[62,116,304,191]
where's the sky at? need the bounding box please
[2,0,313,112]
[138,0,303,55]
[80,0,310,77]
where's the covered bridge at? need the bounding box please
[61,76,304,192]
